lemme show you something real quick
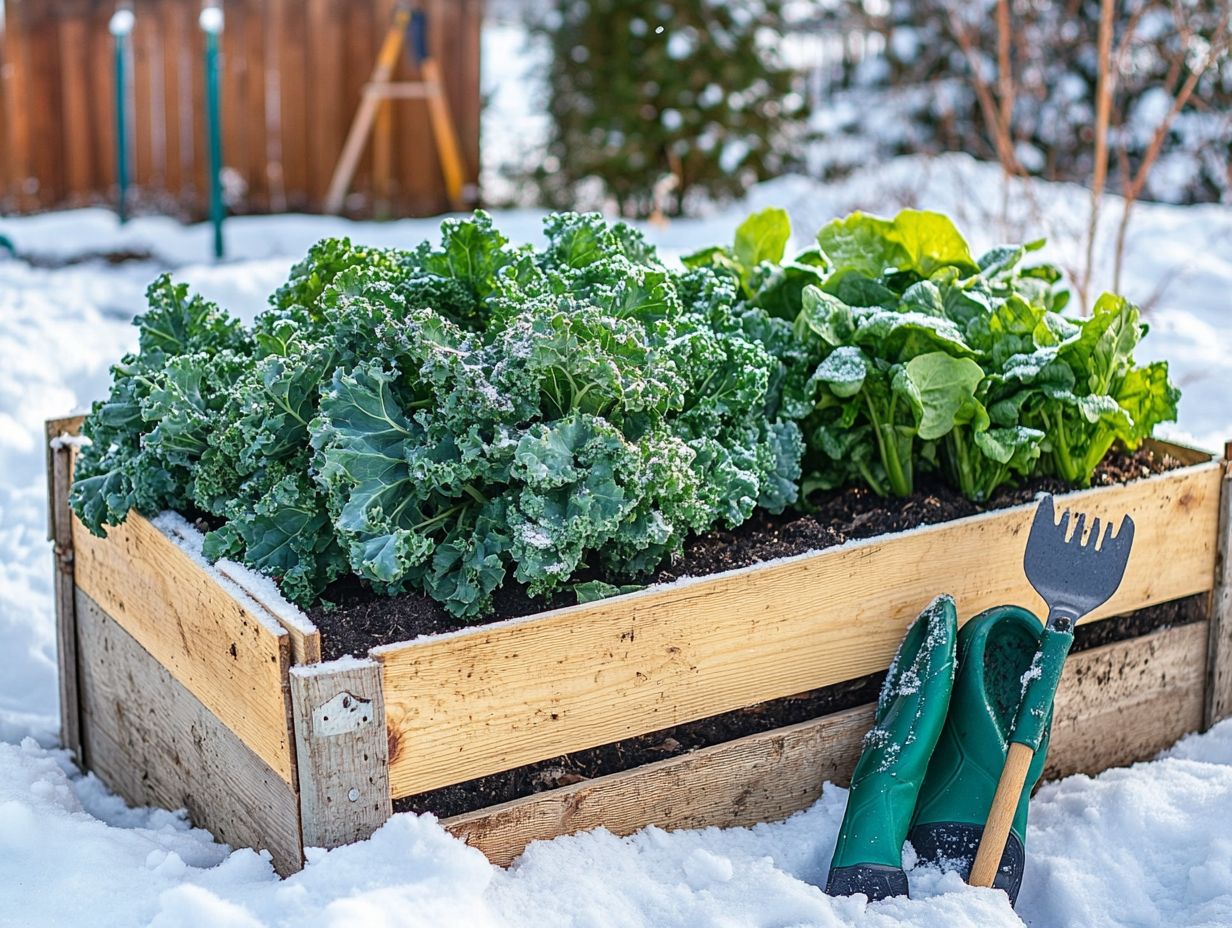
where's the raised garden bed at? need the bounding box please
[47,412,1232,874]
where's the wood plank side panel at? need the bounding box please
[382,464,1223,798]
[71,510,296,783]
[215,561,322,666]
[46,416,85,762]
[76,590,303,875]
[445,621,1209,867]
[291,661,391,850]
[1206,461,1232,727]
[445,705,875,868]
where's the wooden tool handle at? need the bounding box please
[969,741,1035,888]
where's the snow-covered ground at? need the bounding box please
[2,154,1230,927]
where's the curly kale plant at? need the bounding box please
[688,207,1179,502]
[71,212,801,617]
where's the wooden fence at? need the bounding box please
[0,0,482,218]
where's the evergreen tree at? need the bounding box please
[536,0,804,217]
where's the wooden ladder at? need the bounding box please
[324,3,469,214]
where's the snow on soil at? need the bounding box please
[2,154,1231,926]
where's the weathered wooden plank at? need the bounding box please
[445,621,1208,866]
[75,590,304,875]
[445,704,874,867]
[291,660,391,850]
[378,463,1222,798]
[213,560,322,666]
[306,0,343,208]
[1205,455,1232,728]
[44,414,85,542]
[71,510,296,783]
[1145,436,1216,468]
[46,416,85,762]
[1045,620,1207,779]
[56,13,93,198]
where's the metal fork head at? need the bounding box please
[1023,494,1136,630]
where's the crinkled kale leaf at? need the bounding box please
[71,212,801,617]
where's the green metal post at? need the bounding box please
[109,8,134,224]
[201,6,225,259]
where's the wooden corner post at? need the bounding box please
[290,660,392,851]
[45,415,85,762]
[1205,445,1232,729]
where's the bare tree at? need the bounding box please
[946,1,1024,180]
[1109,1,1231,291]
[1079,0,1119,314]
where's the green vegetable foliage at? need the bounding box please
[688,208,1178,502]
[71,206,1179,620]
[72,211,801,617]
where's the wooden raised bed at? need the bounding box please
[47,414,1232,874]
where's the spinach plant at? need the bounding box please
[690,208,1179,502]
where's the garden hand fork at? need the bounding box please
[968,493,1135,889]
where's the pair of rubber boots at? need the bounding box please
[825,595,1052,905]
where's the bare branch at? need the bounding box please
[996,0,1015,141]
[1112,3,1231,290]
[1080,0,1117,314]
[945,8,1024,176]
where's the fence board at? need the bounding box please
[2,0,32,210]
[88,3,116,194]
[0,0,481,218]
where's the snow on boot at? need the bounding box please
[826,595,957,901]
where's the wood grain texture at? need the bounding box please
[291,661,391,850]
[44,414,85,542]
[46,416,84,762]
[379,463,1222,798]
[969,742,1035,887]
[444,704,874,866]
[75,590,304,875]
[1204,461,1232,728]
[214,560,322,666]
[1044,620,1207,779]
[1,0,482,218]
[71,510,296,783]
[445,621,1209,866]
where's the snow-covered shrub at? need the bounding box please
[801,0,1231,205]
[533,0,806,217]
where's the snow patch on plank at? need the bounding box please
[148,511,293,640]
[290,655,375,678]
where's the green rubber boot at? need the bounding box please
[907,605,1054,905]
[826,595,958,901]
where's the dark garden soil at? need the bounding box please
[394,592,1206,819]
[311,445,1180,661]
